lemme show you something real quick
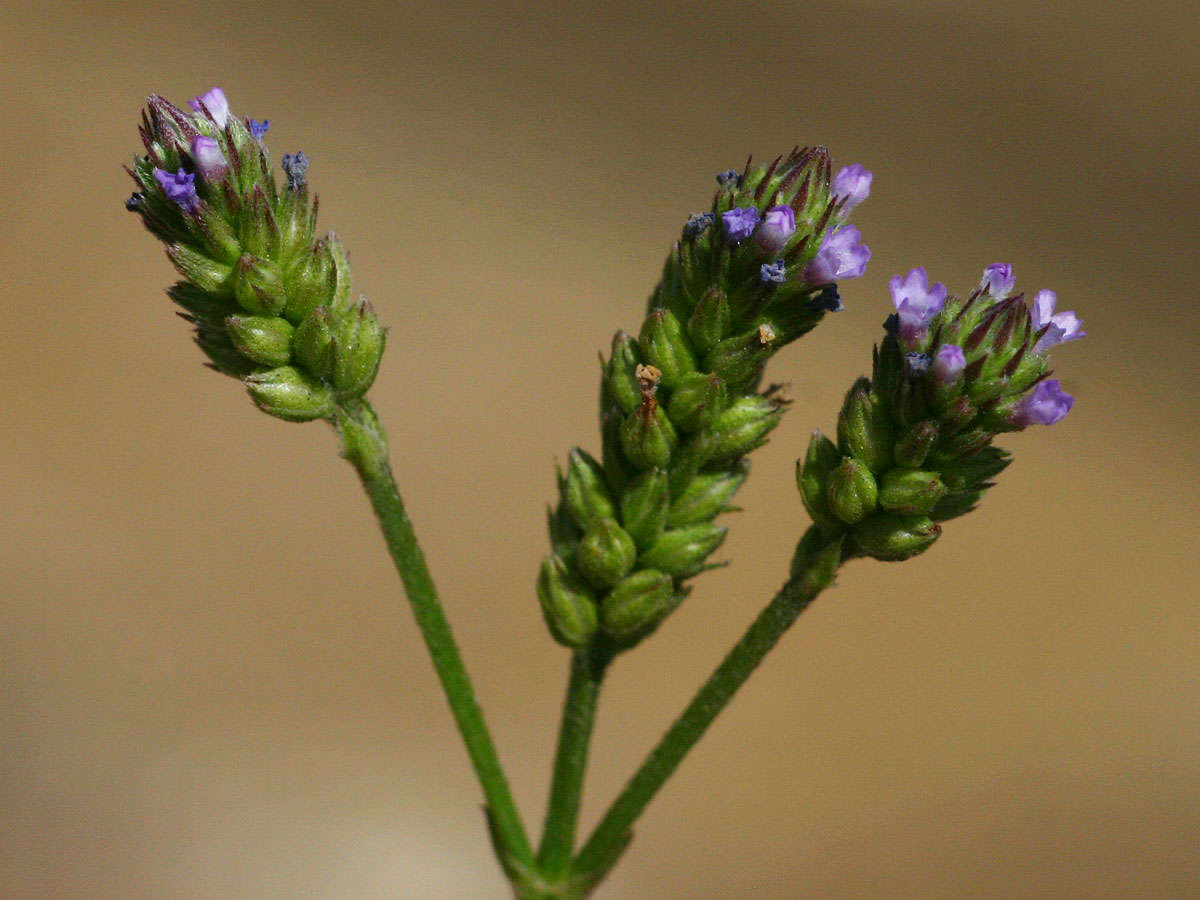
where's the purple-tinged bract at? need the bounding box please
[1012,379,1074,426]
[832,164,872,212]
[803,225,871,285]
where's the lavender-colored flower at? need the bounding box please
[281,151,309,192]
[889,267,947,342]
[248,119,270,140]
[716,168,742,186]
[980,262,1016,298]
[760,259,787,284]
[721,206,760,243]
[931,344,966,383]
[190,134,226,179]
[1031,289,1086,352]
[153,167,199,211]
[756,205,796,255]
[832,164,872,212]
[1012,379,1074,426]
[803,225,871,285]
[683,212,714,237]
[188,87,229,129]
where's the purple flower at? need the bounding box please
[803,225,871,285]
[683,212,714,237]
[905,352,932,376]
[980,262,1016,298]
[1012,379,1074,426]
[721,206,760,242]
[153,167,199,211]
[281,151,309,192]
[756,205,796,255]
[190,134,226,179]
[931,344,966,383]
[248,119,270,140]
[889,267,947,343]
[1031,289,1086,352]
[832,164,872,212]
[760,259,787,284]
[716,168,742,186]
[188,87,229,129]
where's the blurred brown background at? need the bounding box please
[2,1,1198,897]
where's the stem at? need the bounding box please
[537,639,615,879]
[334,398,535,875]
[572,532,844,884]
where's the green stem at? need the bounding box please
[572,532,844,886]
[334,398,535,876]
[537,639,615,880]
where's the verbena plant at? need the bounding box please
[125,87,1083,898]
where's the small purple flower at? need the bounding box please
[188,87,229,129]
[760,259,787,284]
[124,192,142,212]
[190,134,226,179]
[281,151,309,192]
[832,164,872,212]
[683,212,714,237]
[905,352,932,377]
[756,205,796,255]
[890,267,947,343]
[248,119,270,140]
[1031,289,1086,352]
[980,262,1016,298]
[716,169,742,186]
[153,167,199,211]
[1012,379,1074,426]
[721,206,761,243]
[803,225,871,285]
[931,344,966,383]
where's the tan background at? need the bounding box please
[2,1,1198,897]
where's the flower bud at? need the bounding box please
[936,446,1010,492]
[605,331,644,415]
[601,569,675,641]
[283,241,334,324]
[292,306,337,375]
[686,286,731,355]
[797,430,842,529]
[537,556,599,648]
[225,314,294,367]
[329,298,386,396]
[667,462,748,528]
[189,134,227,181]
[244,365,333,422]
[166,243,232,294]
[620,401,678,470]
[232,253,287,316]
[601,406,635,497]
[703,324,777,392]
[852,513,941,561]
[619,469,670,550]
[837,379,894,473]
[637,523,727,578]
[563,447,616,529]
[827,457,878,524]
[577,518,639,590]
[892,419,938,468]
[707,396,781,461]
[666,372,728,433]
[639,308,697,388]
[877,468,948,516]
[756,204,796,256]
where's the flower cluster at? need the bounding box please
[539,150,872,648]
[125,87,384,421]
[798,264,1083,561]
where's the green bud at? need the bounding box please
[537,556,599,648]
[667,462,748,528]
[877,468,948,516]
[937,446,1010,492]
[601,569,675,641]
[620,401,677,470]
[292,306,336,376]
[563,447,616,529]
[329,298,386,396]
[639,308,697,388]
[239,185,282,261]
[686,285,731,355]
[707,396,781,461]
[326,233,354,311]
[166,243,232,294]
[666,372,728,433]
[605,331,644,415]
[225,314,294,367]
[837,379,894,473]
[637,523,727,578]
[797,430,842,528]
[546,501,581,562]
[195,204,243,264]
[231,253,287,316]
[703,324,777,392]
[827,457,878,525]
[283,240,334,325]
[893,420,939,468]
[619,469,670,550]
[852,513,941,562]
[275,186,315,262]
[577,518,638,589]
[790,527,845,587]
[601,406,635,497]
[244,365,334,422]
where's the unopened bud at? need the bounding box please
[893,419,939,468]
[686,286,732,355]
[637,523,727,578]
[667,462,748,528]
[827,457,878,524]
[329,298,385,396]
[877,468,947,516]
[605,331,644,415]
[707,396,781,461]
[283,241,334,324]
[837,379,894,473]
[537,556,599,648]
[577,518,638,590]
[797,429,842,529]
[619,469,670,550]
[620,401,678,470]
[600,569,675,641]
[640,308,697,388]
[232,253,287,316]
[166,243,232,294]
[666,372,727,433]
[703,325,777,392]
[563,447,616,529]
[292,306,337,376]
[852,513,940,561]
[244,365,333,422]
[225,314,294,367]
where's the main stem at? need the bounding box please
[572,534,843,884]
[334,399,535,875]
